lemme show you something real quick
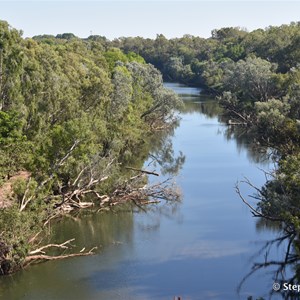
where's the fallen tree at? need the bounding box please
[0,160,181,275]
[35,150,181,217]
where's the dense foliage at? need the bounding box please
[0,20,182,274]
[112,23,299,90]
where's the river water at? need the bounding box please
[0,83,282,299]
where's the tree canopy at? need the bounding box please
[0,20,182,274]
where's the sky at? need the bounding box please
[0,1,300,39]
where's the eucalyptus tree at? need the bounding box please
[0,21,24,112]
[223,56,277,101]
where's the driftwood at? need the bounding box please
[45,158,115,215]
[0,145,181,275]
[108,174,180,208]
[24,238,97,266]
[24,249,97,265]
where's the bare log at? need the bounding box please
[43,158,179,226]
[24,237,97,266]
[24,247,97,265]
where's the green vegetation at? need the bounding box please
[0,20,182,274]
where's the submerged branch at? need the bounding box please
[24,247,97,265]
[24,237,97,266]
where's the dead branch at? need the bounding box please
[24,247,97,265]
[235,181,283,222]
[220,99,253,125]
[57,140,80,167]
[24,236,98,267]
[241,176,264,195]
[43,211,61,226]
[125,166,160,176]
[109,173,180,210]
[52,161,110,213]
[28,238,75,255]
[40,140,81,187]
[19,177,33,212]
[44,158,179,224]
[140,200,161,205]
[235,183,263,217]
[72,166,88,187]
[28,230,43,244]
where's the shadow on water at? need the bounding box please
[238,220,300,300]
[145,125,186,177]
[178,84,271,166]
[237,185,300,300]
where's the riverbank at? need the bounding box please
[0,83,277,300]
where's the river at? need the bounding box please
[0,83,281,300]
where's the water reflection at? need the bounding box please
[166,82,271,166]
[239,176,300,299]
[221,124,274,165]
[167,82,291,299]
[239,224,299,299]
[147,130,186,176]
[0,211,136,300]
[180,96,222,118]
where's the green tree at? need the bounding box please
[0,20,24,111]
[223,56,277,101]
[0,111,29,179]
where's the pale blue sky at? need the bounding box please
[0,1,299,39]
